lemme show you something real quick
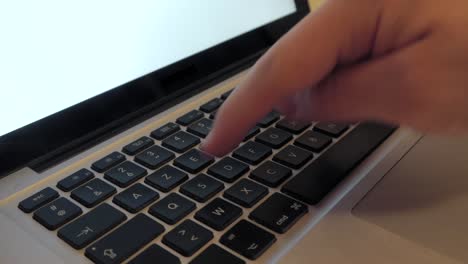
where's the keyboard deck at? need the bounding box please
[18,88,394,263]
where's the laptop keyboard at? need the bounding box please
[18,88,395,263]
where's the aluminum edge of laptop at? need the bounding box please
[0,66,423,263]
[0,2,427,264]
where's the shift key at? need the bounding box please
[85,214,165,264]
[57,203,127,249]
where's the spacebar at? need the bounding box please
[281,122,395,205]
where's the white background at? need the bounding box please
[0,0,295,136]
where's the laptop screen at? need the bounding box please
[0,0,296,137]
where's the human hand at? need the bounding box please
[202,0,468,157]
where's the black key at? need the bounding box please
[85,214,165,264]
[129,244,180,264]
[33,197,82,230]
[209,110,218,120]
[314,122,349,137]
[207,157,249,183]
[91,152,126,173]
[255,127,292,149]
[135,145,175,169]
[57,203,127,249]
[151,122,180,140]
[180,174,224,202]
[173,149,214,174]
[276,119,311,134]
[221,89,233,100]
[162,219,213,257]
[282,123,395,204]
[122,136,154,155]
[104,161,147,188]
[249,193,308,234]
[273,145,313,169]
[220,220,276,260]
[71,178,116,208]
[145,165,188,192]
[57,169,94,192]
[190,244,245,264]
[243,126,260,141]
[233,141,272,165]
[195,198,242,231]
[224,179,268,208]
[187,118,213,138]
[257,111,280,128]
[250,161,292,187]
[176,110,204,126]
[162,131,200,153]
[200,98,223,113]
[148,193,196,225]
[18,187,59,213]
[113,183,159,213]
[295,130,332,152]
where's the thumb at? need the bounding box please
[202,0,382,156]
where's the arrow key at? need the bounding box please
[162,219,213,257]
[113,183,159,213]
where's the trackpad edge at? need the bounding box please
[353,135,468,262]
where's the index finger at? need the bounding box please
[202,1,367,156]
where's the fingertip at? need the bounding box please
[200,131,240,157]
[199,137,220,157]
[199,136,217,157]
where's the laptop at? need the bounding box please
[1,1,467,263]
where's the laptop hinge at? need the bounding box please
[24,49,265,176]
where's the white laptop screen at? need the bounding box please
[0,0,296,137]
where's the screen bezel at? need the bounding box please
[0,0,309,177]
